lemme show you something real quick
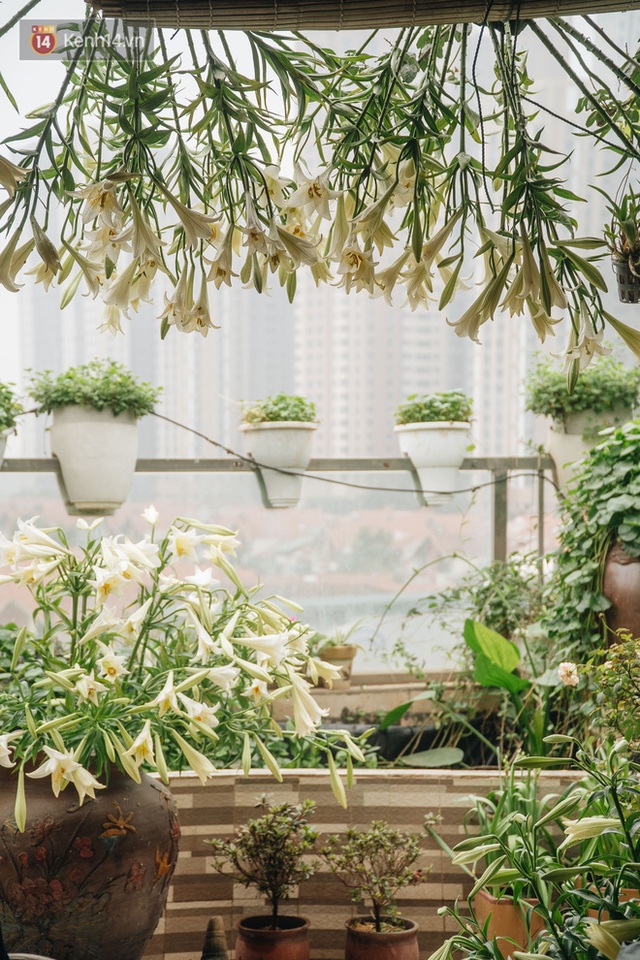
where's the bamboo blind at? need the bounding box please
[87,0,640,30]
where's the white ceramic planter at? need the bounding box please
[50,406,138,516]
[0,429,9,469]
[548,406,632,492]
[394,421,471,506]
[240,421,317,508]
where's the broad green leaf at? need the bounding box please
[397,747,464,768]
[377,690,435,731]
[464,620,521,672]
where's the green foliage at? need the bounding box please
[543,419,640,662]
[526,356,640,422]
[207,799,319,928]
[428,741,640,960]
[322,820,427,932]
[591,637,640,749]
[394,390,473,425]
[28,358,162,419]
[0,382,22,432]
[598,183,640,266]
[242,392,317,424]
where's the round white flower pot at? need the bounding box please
[548,406,632,492]
[240,421,317,508]
[394,421,471,506]
[0,430,9,469]
[50,405,138,516]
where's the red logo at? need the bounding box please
[30,25,57,56]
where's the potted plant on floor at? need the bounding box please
[207,798,319,960]
[240,393,318,508]
[0,382,22,468]
[525,355,640,491]
[394,390,473,506]
[28,358,162,515]
[0,510,349,960]
[322,820,427,960]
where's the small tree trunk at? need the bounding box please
[271,895,279,930]
[373,902,382,933]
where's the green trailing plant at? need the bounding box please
[543,420,640,664]
[322,820,428,932]
[242,393,317,424]
[2,14,640,363]
[28,358,162,418]
[0,382,22,433]
[394,390,473,425]
[207,798,319,929]
[526,356,640,425]
[428,738,640,960]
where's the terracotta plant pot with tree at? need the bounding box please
[208,799,319,960]
[322,820,427,960]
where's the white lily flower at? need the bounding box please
[184,606,218,662]
[123,720,155,766]
[178,693,220,728]
[78,605,122,644]
[0,154,28,197]
[168,527,204,561]
[102,258,142,314]
[0,230,26,293]
[84,223,131,263]
[206,229,237,289]
[89,563,130,604]
[185,566,219,590]
[70,180,124,227]
[172,731,216,783]
[206,664,240,691]
[162,191,219,249]
[0,731,22,768]
[244,678,269,701]
[74,670,108,705]
[126,196,165,259]
[336,234,377,294]
[119,597,153,642]
[97,644,130,683]
[288,672,329,736]
[98,304,124,335]
[233,631,290,668]
[154,671,180,717]
[286,165,340,221]
[141,504,159,525]
[27,746,105,804]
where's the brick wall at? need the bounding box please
[143,768,577,960]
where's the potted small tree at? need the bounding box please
[0,383,22,468]
[207,798,318,960]
[322,820,427,960]
[525,355,640,491]
[240,393,318,508]
[29,358,161,515]
[394,391,473,506]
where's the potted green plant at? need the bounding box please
[0,511,350,960]
[0,382,22,467]
[28,358,162,515]
[526,356,640,490]
[599,183,640,303]
[207,798,319,960]
[311,621,362,690]
[428,739,640,960]
[322,820,427,960]
[240,393,318,508]
[543,419,640,664]
[393,391,473,506]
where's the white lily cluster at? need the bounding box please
[0,508,359,829]
[2,148,635,372]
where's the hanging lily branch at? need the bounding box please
[1,11,640,370]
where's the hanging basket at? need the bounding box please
[86,0,636,29]
[613,258,640,304]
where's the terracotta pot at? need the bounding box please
[319,644,357,690]
[235,915,310,960]
[344,915,419,960]
[586,886,639,920]
[473,888,545,958]
[603,542,640,641]
[0,766,180,960]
